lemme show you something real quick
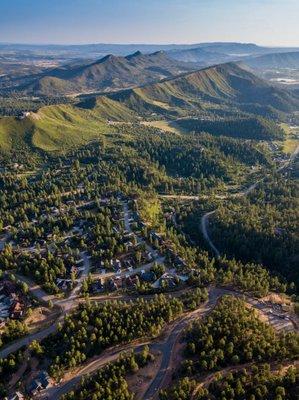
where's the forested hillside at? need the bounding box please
[176,116,284,140]
[210,173,299,286]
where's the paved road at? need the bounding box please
[0,320,60,359]
[200,211,219,258]
[68,251,91,301]
[143,288,221,400]
[15,273,58,305]
[92,257,165,281]
[93,203,165,281]
[143,286,298,400]
[0,203,164,360]
[35,286,296,400]
[38,342,148,400]
[36,287,222,400]
[0,252,91,359]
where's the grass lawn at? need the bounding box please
[280,123,299,154]
[140,120,185,134]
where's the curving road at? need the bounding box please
[37,287,222,400]
[200,211,219,258]
[200,144,299,257]
[142,287,222,400]
[35,286,297,400]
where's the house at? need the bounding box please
[107,277,122,291]
[90,280,105,294]
[125,275,139,288]
[1,281,17,297]
[107,279,117,291]
[56,279,72,291]
[123,258,135,269]
[146,252,154,262]
[150,231,163,244]
[139,221,147,229]
[38,371,51,388]
[113,259,122,272]
[152,273,182,289]
[19,111,30,120]
[174,256,187,268]
[166,248,176,259]
[98,268,106,275]
[140,271,156,283]
[28,371,51,396]
[9,301,24,319]
[28,380,43,396]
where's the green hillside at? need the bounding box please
[0,116,34,152]
[110,62,299,116]
[0,63,298,155]
[0,104,111,153]
[77,96,137,121]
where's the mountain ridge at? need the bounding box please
[10,51,196,96]
[107,62,299,116]
[1,62,298,155]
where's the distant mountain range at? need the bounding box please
[1,41,298,59]
[168,46,299,69]
[243,51,299,70]
[167,47,232,64]
[3,51,196,96]
[1,42,299,97]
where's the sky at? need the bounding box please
[1,0,299,46]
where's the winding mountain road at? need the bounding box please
[200,210,220,258]
[35,286,297,400]
[200,144,299,257]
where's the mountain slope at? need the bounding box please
[77,96,137,121]
[1,63,298,155]
[13,51,195,96]
[244,51,299,70]
[109,62,299,116]
[0,104,111,153]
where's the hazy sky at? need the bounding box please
[1,0,299,46]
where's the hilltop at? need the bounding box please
[5,51,195,96]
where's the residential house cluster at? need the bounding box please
[149,230,188,270]
[55,256,84,291]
